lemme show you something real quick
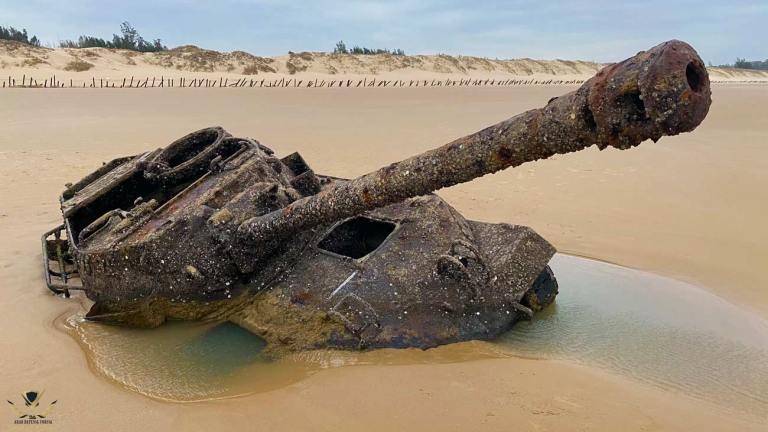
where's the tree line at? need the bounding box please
[718,58,768,70]
[0,25,41,46]
[59,22,167,52]
[1,22,165,52]
[5,25,411,57]
[333,40,405,56]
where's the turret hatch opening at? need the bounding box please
[317,216,396,259]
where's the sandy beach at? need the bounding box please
[1,84,767,431]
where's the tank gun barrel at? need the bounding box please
[238,40,711,246]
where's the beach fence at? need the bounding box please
[1,74,591,89]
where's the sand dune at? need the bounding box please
[2,40,766,86]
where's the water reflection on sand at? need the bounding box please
[62,254,768,417]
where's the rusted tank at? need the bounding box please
[43,40,711,354]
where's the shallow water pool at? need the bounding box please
[62,254,768,416]
[499,254,768,417]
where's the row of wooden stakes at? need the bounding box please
[2,74,588,89]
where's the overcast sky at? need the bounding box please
[1,0,765,64]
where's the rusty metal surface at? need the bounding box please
[232,196,555,351]
[43,40,712,353]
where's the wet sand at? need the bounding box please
[1,85,767,430]
[62,254,768,416]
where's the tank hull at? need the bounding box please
[232,194,556,353]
